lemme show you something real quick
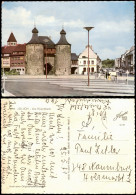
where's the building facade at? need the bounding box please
[25,27,71,75]
[2,28,102,76]
[114,46,135,74]
[2,43,26,74]
[10,44,26,74]
[78,45,101,75]
[71,53,78,74]
[125,46,135,73]
[1,50,10,71]
[39,36,56,75]
[114,58,121,69]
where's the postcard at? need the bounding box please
[1,98,135,194]
[2,1,134,97]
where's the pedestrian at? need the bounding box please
[106,72,107,79]
[108,73,111,80]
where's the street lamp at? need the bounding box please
[83,27,94,86]
[44,38,49,79]
[126,70,129,85]
[2,68,6,94]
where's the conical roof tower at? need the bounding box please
[55,28,71,75]
[26,26,44,75]
[56,29,70,45]
[27,27,42,44]
[7,32,17,42]
[7,32,17,46]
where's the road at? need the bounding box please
[2,76,134,97]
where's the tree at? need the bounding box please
[102,59,114,68]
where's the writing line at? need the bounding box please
[80,171,130,172]
[9,186,46,188]
[72,154,128,155]
[73,140,129,142]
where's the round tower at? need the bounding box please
[26,27,44,75]
[55,29,71,75]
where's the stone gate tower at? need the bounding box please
[55,29,71,75]
[26,27,44,75]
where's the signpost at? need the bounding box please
[44,39,49,79]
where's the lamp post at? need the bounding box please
[126,70,129,85]
[2,68,6,94]
[44,39,49,79]
[83,27,94,86]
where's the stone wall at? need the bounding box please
[55,45,71,75]
[26,44,44,75]
[45,56,55,67]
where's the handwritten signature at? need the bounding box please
[81,113,92,129]
[113,111,128,121]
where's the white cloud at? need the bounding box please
[64,19,85,28]
[2,6,32,26]
[2,2,134,60]
[36,15,56,26]
[95,20,134,33]
[100,46,127,60]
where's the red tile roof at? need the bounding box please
[7,32,17,42]
[2,46,15,54]
[2,44,26,54]
[14,44,26,52]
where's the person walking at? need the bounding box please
[106,71,108,79]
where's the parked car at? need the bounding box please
[119,69,125,73]
[129,71,134,75]
[109,71,117,76]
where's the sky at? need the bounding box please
[2,1,134,60]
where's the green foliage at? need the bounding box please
[4,69,20,75]
[102,59,114,68]
[1,69,4,75]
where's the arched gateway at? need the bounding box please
[26,26,71,75]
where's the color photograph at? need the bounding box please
[1,1,134,96]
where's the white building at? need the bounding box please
[114,58,121,69]
[125,46,135,73]
[116,46,135,73]
[78,45,101,75]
